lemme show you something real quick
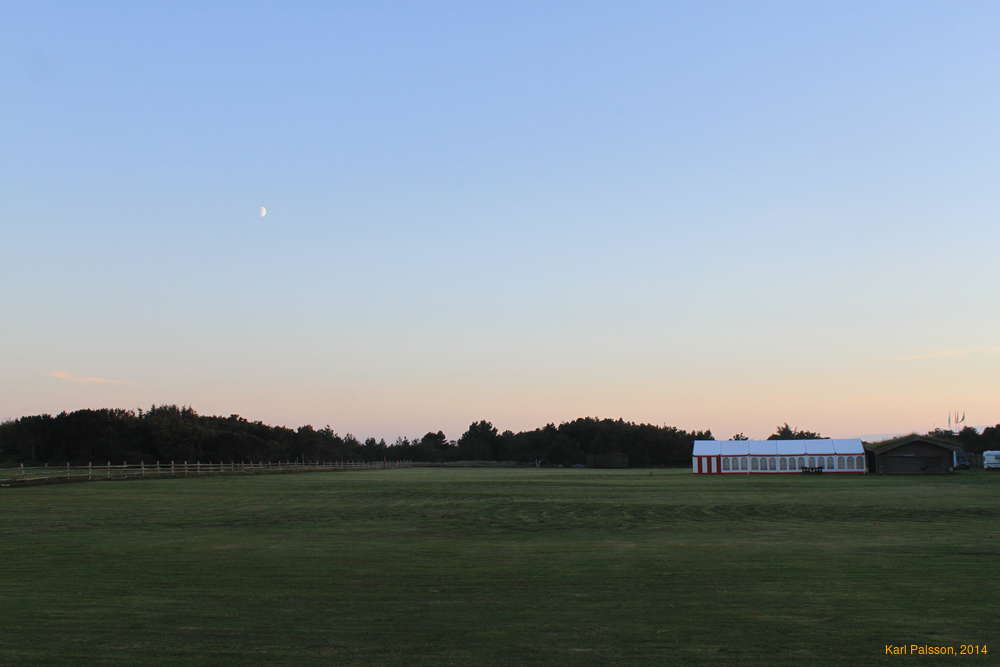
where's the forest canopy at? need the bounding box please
[4,408,995,467]
[0,406,710,466]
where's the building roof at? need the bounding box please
[693,439,864,456]
[864,434,961,455]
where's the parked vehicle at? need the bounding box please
[983,451,1000,470]
[953,451,971,470]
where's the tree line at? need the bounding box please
[0,406,712,466]
[3,408,997,466]
[927,426,1000,455]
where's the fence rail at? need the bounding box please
[0,460,407,486]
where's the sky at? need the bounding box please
[3,1,999,442]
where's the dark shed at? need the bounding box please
[865,435,961,474]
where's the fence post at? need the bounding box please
[184,461,188,476]
[67,461,70,480]
[171,460,175,475]
[141,460,145,478]
[88,461,92,480]
[107,460,111,480]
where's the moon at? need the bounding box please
[259,206,268,218]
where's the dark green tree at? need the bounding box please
[417,431,452,461]
[767,423,824,440]
[458,420,499,460]
[956,426,982,452]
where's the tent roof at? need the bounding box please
[693,439,864,456]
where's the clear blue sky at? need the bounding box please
[4,1,999,441]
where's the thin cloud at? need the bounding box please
[894,346,1000,362]
[47,371,130,385]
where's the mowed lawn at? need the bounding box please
[1,468,997,666]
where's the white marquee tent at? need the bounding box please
[692,439,866,474]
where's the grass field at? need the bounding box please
[1,468,997,665]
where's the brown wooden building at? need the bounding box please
[865,435,961,474]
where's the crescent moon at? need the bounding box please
[259,206,268,217]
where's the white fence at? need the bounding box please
[0,460,407,486]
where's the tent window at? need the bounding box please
[722,457,730,471]
[740,457,747,471]
[855,455,864,470]
[838,456,845,469]
[797,456,805,469]
[827,456,834,469]
[768,458,776,471]
[751,458,759,471]
[779,457,787,471]
[808,456,815,467]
